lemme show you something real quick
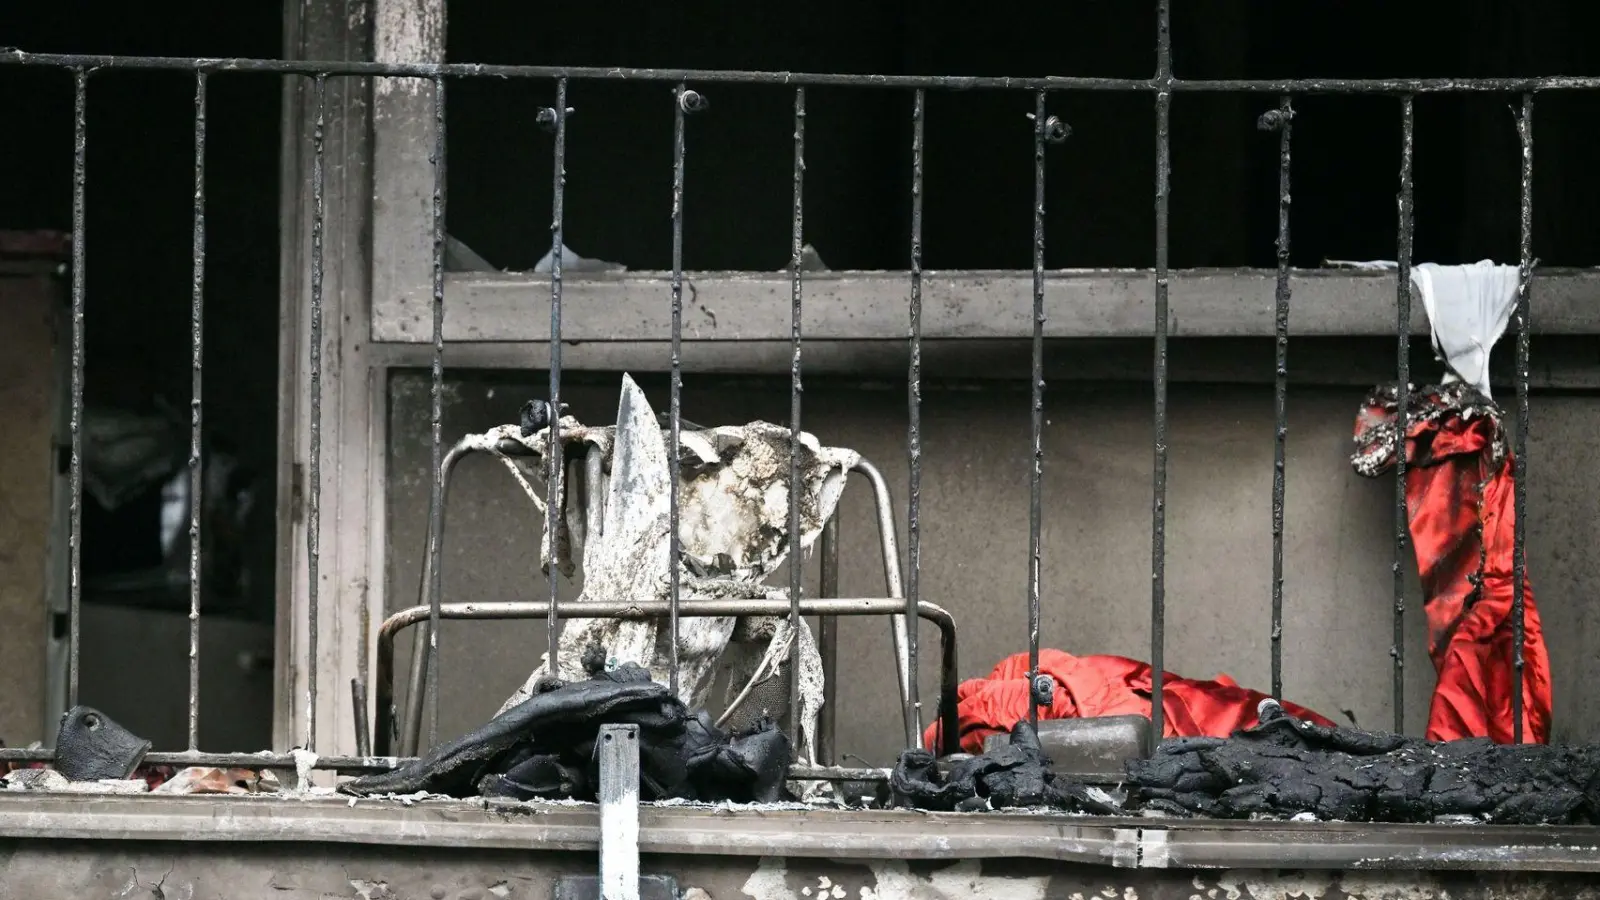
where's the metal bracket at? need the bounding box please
[600,723,642,900]
[551,722,681,900]
[554,726,684,899]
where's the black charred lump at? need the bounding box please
[890,720,1120,814]
[890,701,1600,824]
[1125,702,1600,824]
[340,648,793,804]
[54,706,151,782]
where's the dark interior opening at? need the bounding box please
[3,0,281,750]
[444,0,1598,272]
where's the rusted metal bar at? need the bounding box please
[787,85,807,749]
[1149,0,1172,742]
[186,71,208,752]
[905,87,925,750]
[10,50,1600,94]
[1259,97,1293,700]
[306,73,327,752]
[351,678,371,758]
[547,78,569,680]
[424,73,448,749]
[850,459,917,745]
[1024,93,1069,726]
[65,67,87,711]
[401,439,467,756]
[817,514,840,766]
[1392,95,1415,734]
[666,84,700,698]
[1512,93,1534,744]
[0,745,895,782]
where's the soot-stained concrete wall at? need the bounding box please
[0,268,58,748]
[385,370,1600,763]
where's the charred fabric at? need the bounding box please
[342,644,793,803]
[16,693,1600,826]
[340,660,1600,825]
[893,700,1600,825]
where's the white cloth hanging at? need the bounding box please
[1409,260,1522,400]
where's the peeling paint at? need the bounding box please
[860,860,1049,900]
[373,0,443,101]
[1195,870,1531,900]
[1212,871,1328,900]
[739,858,1049,900]
[349,879,399,900]
[740,857,793,899]
[8,842,1600,899]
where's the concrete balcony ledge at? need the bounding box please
[2,793,1599,872]
[370,268,1600,344]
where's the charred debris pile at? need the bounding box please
[891,700,1600,825]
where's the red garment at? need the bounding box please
[924,648,1336,755]
[1353,382,1552,744]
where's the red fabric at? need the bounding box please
[923,648,1336,755]
[1353,385,1552,744]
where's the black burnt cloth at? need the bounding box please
[1126,702,1600,824]
[890,719,1122,814]
[341,645,793,803]
[892,702,1600,824]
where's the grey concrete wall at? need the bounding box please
[4,838,1593,899]
[0,271,56,748]
[386,370,1600,764]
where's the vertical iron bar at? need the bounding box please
[1026,90,1048,727]
[1150,0,1173,742]
[306,74,326,752]
[1392,95,1414,735]
[787,86,807,750]
[1512,93,1534,745]
[1268,97,1292,701]
[351,677,371,758]
[667,85,688,699]
[67,67,87,710]
[425,74,447,747]
[187,71,208,751]
[548,78,569,680]
[818,513,839,766]
[905,88,926,749]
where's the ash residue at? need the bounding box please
[1126,702,1600,824]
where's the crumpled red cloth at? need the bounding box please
[1352,382,1552,744]
[923,648,1336,755]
